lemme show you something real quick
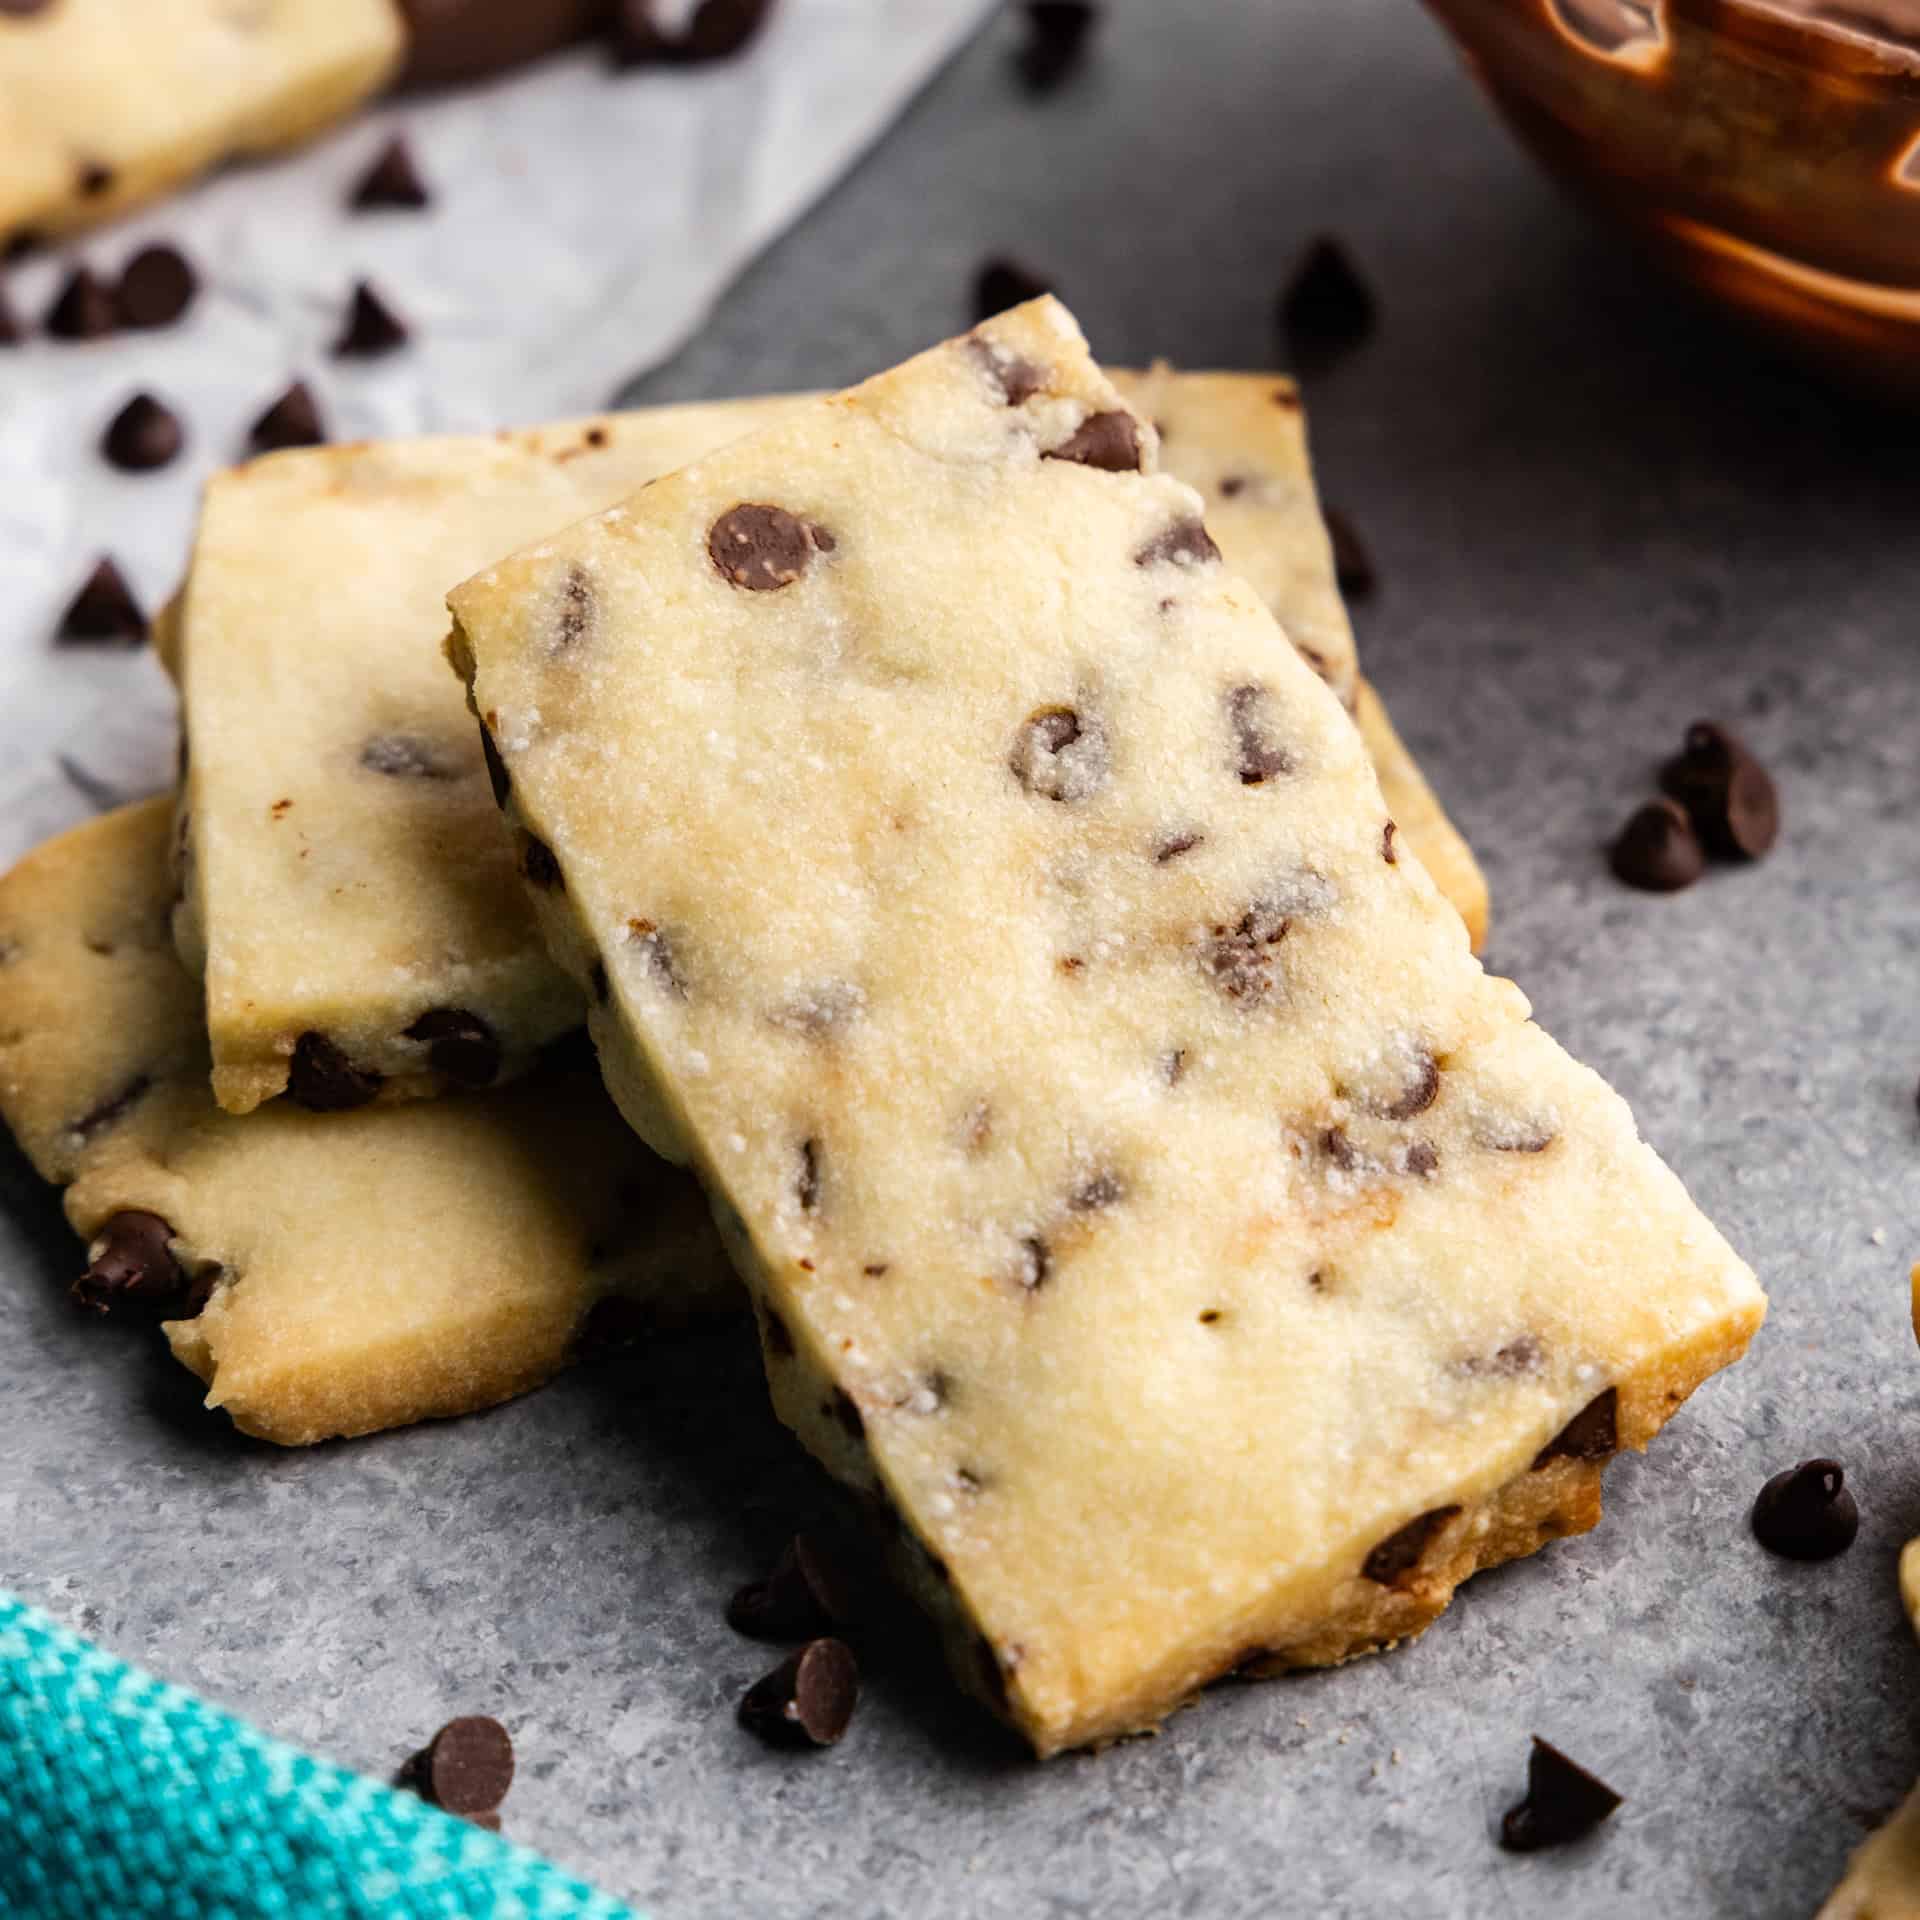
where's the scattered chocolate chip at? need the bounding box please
[1362,1505,1460,1587]
[72,1210,191,1317]
[287,1032,383,1112]
[45,267,117,342]
[1402,1139,1441,1178]
[738,1638,858,1749]
[521,835,563,890]
[613,0,777,64]
[1610,796,1704,894]
[796,1137,822,1213]
[349,135,431,212]
[68,1074,152,1146]
[248,381,326,454]
[55,558,144,646]
[1044,409,1142,473]
[728,1533,859,1641]
[1659,720,1779,860]
[1202,905,1289,1006]
[553,565,595,647]
[1009,705,1107,803]
[1016,0,1099,91]
[332,279,410,358]
[974,255,1053,323]
[1532,1387,1618,1468]
[1752,1459,1858,1561]
[1382,820,1398,864]
[1324,506,1375,599]
[1279,235,1376,361]
[709,503,827,591]
[1226,683,1293,784]
[405,1008,501,1089]
[101,392,184,473]
[117,244,198,330]
[1500,1738,1623,1852]
[405,1716,515,1818]
[1155,830,1203,863]
[1135,517,1222,570]
[360,734,457,780]
[1014,1234,1052,1291]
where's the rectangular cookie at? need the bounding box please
[446,297,1765,1758]
[168,372,1472,1116]
[0,0,404,246]
[0,799,732,1445]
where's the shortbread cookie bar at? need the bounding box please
[0,800,731,1445]
[446,298,1765,1756]
[0,0,404,247]
[169,372,1474,1118]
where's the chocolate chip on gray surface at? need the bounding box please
[1323,505,1375,599]
[1043,409,1141,473]
[1752,1458,1858,1561]
[1659,720,1779,861]
[349,135,431,212]
[709,504,827,590]
[71,1210,184,1317]
[1010,706,1107,802]
[101,392,185,473]
[248,381,326,454]
[738,1638,859,1749]
[55,558,145,647]
[404,1008,502,1088]
[117,243,198,329]
[1279,235,1376,360]
[1500,1737,1623,1852]
[612,0,777,64]
[1016,0,1100,92]
[1135,518,1221,570]
[45,266,117,342]
[1532,1387,1617,1468]
[402,1715,515,1817]
[728,1533,860,1641]
[974,255,1053,323]
[1610,796,1704,893]
[360,734,458,780]
[332,279,410,358]
[287,1032,383,1112]
[1362,1505,1461,1587]
[1226,683,1292,784]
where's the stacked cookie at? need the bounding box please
[0,300,1763,1756]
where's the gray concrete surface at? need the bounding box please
[6,3,1920,1915]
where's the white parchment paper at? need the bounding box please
[0,0,993,865]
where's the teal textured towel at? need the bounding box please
[0,1593,642,1920]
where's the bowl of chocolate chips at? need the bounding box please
[1421,0,1920,391]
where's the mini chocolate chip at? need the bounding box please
[45,267,117,342]
[101,393,185,473]
[1155,830,1203,863]
[405,1008,501,1089]
[408,1717,514,1818]
[1752,1459,1859,1561]
[1532,1387,1618,1468]
[1659,720,1779,860]
[1202,906,1288,1006]
[974,255,1053,323]
[1500,1738,1623,1852]
[613,0,777,63]
[1015,1234,1052,1291]
[288,1032,382,1112]
[72,1211,184,1317]
[709,503,827,590]
[831,1388,864,1440]
[1218,475,1248,500]
[332,279,410,358]
[1279,235,1376,360]
[1198,1308,1223,1325]
[1382,820,1398,864]
[796,1138,822,1213]
[1069,1170,1124,1211]
[626,919,685,997]
[1044,409,1142,473]
[553,566,594,648]
[590,961,610,1004]
[1016,0,1100,91]
[1376,1047,1440,1120]
[1402,1139,1440,1178]
[1226,683,1292,784]
[1362,1505,1460,1586]
[521,835,563,890]
[69,1073,152,1146]
[1610,797,1704,893]
[1009,705,1107,802]
[1479,1114,1559,1154]
[55,559,145,646]
[117,244,198,329]
[1320,1125,1363,1174]
[477,722,510,807]
[1135,518,1222,570]
[77,162,114,198]
[771,978,863,1036]
[248,381,326,454]
[738,1638,858,1749]
[349,135,431,211]
[968,333,1047,405]
[763,1307,795,1357]
[1463,1333,1543,1377]
[1323,506,1375,599]
[728,1533,860,1640]
[360,734,457,780]
[1161,1047,1188,1085]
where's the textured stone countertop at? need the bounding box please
[4,3,1919,1914]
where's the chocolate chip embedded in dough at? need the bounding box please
[967,331,1047,405]
[1370,1045,1440,1121]
[349,135,432,212]
[45,267,118,341]
[1068,1170,1124,1212]
[738,1638,859,1750]
[1201,906,1288,1006]
[1361,1504,1461,1587]
[1134,517,1221,571]
[248,381,326,454]
[55,559,145,647]
[1225,683,1292,785]
[1610,797,1704,894]
[521,835,563,890]
[1532,1387,1618,1468]
[795,1137,822,1213]
[408,1716,514,1818]
[404,1008,502,1088]
[1154,830,1202,863]
[708,503,829,591]
[332,279,410,358]
[0,2,56,18]
[973,255,1053,324]
[1500,1738,1623,1852]
[626,919,685,996]
[1009,705,1107,803]
[1477,1112,1559,1154]
[1659,720,1779,861]
[360,734,459,780]
[552,565,595,648]
[1043,409,1142,473]
[1279,235,1376,361]
[1323,506,1376,600]
[101,393,185,473]
[1751,1459,1858,1561]
[117,244,198,330]
[727,1532,860,1641]
[771,978,863,1037]
[1401,1139,1440,1179]
[1461,1333,1543,1378]
[1382,821,1398,864]
[72,1211,188,1318]
[1016,0,1100,92]
[76,162,114,199]
[1014,1234,1052,1292]
[477,721,510,807]
[287,1032,383,1112]
[69,1073,153,1146]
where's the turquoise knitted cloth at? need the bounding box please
[0,1593,641,1920]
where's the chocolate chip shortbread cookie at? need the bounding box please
[446,298,1765,1755]
[0,799,731,1444]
